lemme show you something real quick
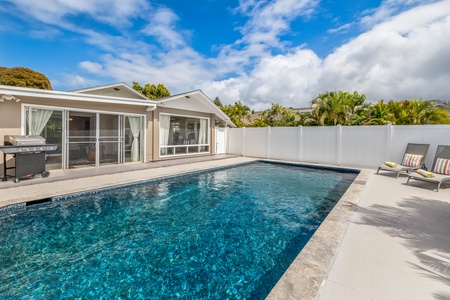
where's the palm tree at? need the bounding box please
[220,101,251,127]
[387,98,449,125]
[311,91,366,126]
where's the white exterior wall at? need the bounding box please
[227,125,450,168]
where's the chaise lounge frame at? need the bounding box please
[377,143,430,179]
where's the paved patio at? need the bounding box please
[1,155,449,299]
[317,171,450,300]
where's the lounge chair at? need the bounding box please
[377,143,430,178]
[406,145,450,192]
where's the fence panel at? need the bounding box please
[269,127,298,161]
[227,125,450,168]
[227,127,244,155]
[340,126,388,167]
[244,128,268,158]
[302,127,337,165]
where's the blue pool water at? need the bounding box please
[0,162,357,299]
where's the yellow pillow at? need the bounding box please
[384,161,397,168]
[416,169,435,178]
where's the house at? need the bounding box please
[0,83,234,172]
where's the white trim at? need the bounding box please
[158,112,211,158]
[21,103,146,118]
[159,112,210,120]
[1,85,157,108]
[158,90,235,127]
[71,82,150,101]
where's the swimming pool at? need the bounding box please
[0,161,357,299]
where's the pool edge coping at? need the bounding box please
[265,160,371,300]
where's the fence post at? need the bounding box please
[336,125,342,165]
[225,126,228,154]
[386,124,393,161]
[267,126,271,159]
[242,127,246,157]
[298,125,303,162]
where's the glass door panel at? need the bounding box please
[99,114,121,166]
[124,116,142,163]
[43,110,63,170]
[67,111,97,168]
[25,107,63,170]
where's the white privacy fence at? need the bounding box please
[226,125,450,169]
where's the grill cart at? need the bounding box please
[1,135,58,183]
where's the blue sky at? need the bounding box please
[1,0,449,110]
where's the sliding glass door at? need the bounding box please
[25,106,144,169]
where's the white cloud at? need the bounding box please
[202,48,322,110]
[5,0,149,28]
[203,0,450,108]
[141,8,188,49]
[80,61,103,74]
[320,0,450,101]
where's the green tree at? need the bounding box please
[310,91,366,126]
[220,101,251,127]
[0,66,52,90]
[393,98,449,125]
[253,103,298,127]
[132,81,170,99]
[213,96,223,107]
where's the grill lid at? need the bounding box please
[4,135,46,146]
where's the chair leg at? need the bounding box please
[376,167,380,174]
[406,177,411,185]
[396,172,400,179]
[437,182,441,192]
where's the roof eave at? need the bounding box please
[0,85,157,108]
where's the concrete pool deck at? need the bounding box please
[1,155,449,299]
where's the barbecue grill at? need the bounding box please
[1,135,58,183]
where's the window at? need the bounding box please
[159,114,209,157]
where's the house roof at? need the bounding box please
[71,82,150,101]
[157,90,235,127]
[0,83,234,126]
[0,84,157,109]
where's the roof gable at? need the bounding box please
[158,90,235,127]
[72,83,149,100]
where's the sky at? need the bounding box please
[1,0,449,110]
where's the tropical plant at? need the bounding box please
[132,81,170,99]
[253,103,298,127]
[310,91,366,126]
[220,101,251,127]
[213,96,223,107]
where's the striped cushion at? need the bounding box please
[433,158,450,175]
[401,154,423,167]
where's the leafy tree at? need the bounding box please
[132,81,170,99]
[220,101,251,127]
[213,96,223,107]
[0,66,52,89]
[253,103,298,127]
[389,98,449,125]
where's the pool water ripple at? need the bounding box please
[0,162,357,299]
